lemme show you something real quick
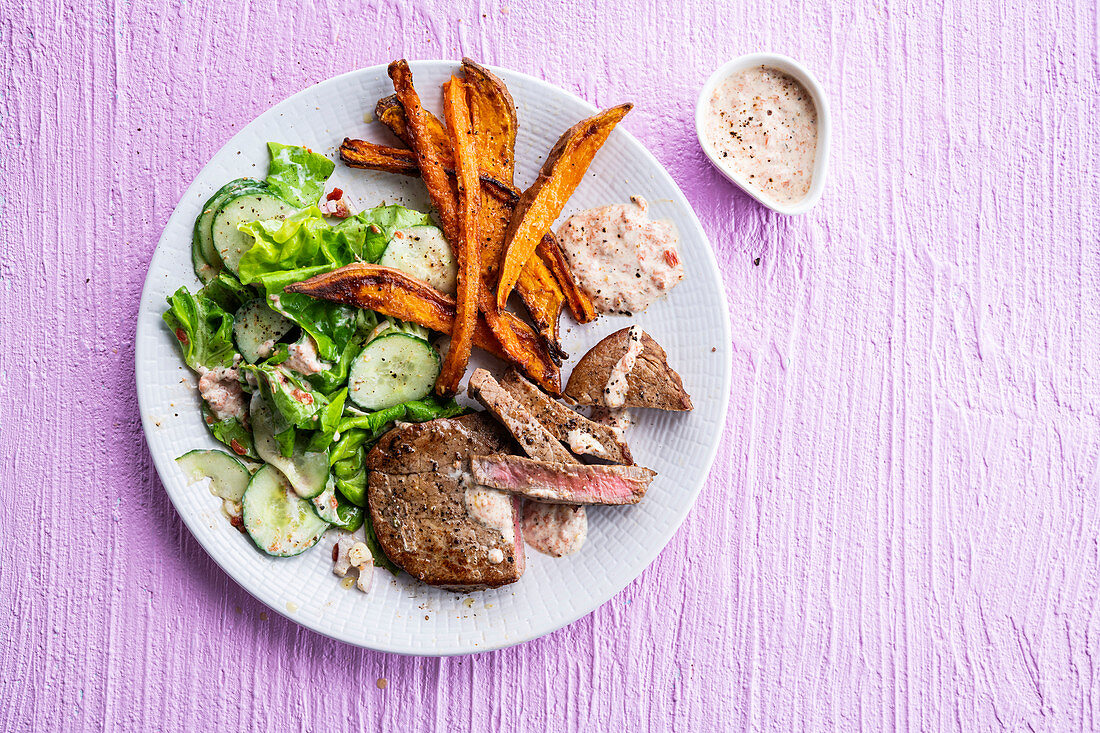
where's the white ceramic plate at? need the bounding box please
[136,61,732,655]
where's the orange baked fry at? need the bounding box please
[388,60,461,246]
[496,103,633,310]
[285,265,561,394]
[537,233,596,324]
[460,58,518,184]
[435,75,481,396]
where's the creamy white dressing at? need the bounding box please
[603,326,643,409]
[464,484,516,546]
[284,335,328,376]
[701,65,818,205]
[522,503,587,557]
[566,428,608,458]
[197,366,246,422]
[556,197,684,315]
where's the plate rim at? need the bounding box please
[136,59,732,655]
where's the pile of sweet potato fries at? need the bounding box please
[285,59,630,396]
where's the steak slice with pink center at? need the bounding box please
[470,455,656,505]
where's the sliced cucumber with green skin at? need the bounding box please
[347,333,440,411]
[250,393,329,498]
[213,192,296,275]
[242,464,330,557]
[311,478,364,532]
[176,449,251,502]
[193,178,266,280]
[379,226,457,294]
[233,298,294,363]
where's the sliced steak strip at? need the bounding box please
[365,413,523,591]
[470,455,656,505]
[499,368,633,464]
[564,328,693,411]
[467,368,577,464]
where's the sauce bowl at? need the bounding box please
[695,52,831,215]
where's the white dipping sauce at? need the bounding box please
[701,65,818,205]
[555,197,684,316]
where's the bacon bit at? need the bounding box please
[175,328,189,344]
[326,187,344,201]
[230,439,247,455]
[229,514,246,533]
[664,250,680,267]
[205,415,215,425]
[291,388,314,405]
[332,543,340,562]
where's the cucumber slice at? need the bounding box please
[242,464,330,557]
[192,178,266,280]
[379,226,457,294]
[233,298,294,363]
[311,478,364,532]
[250,393,329,498]
[347,333,440,411]
[176,449,251,502]
[212,192,296,275]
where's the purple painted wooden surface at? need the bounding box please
[2,0,1098,729]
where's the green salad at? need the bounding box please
[169,143,462,573]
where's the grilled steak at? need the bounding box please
[467,368,577,464]
[564,327,693,411]
[470,455,656,505]
[365,413,525,591]
[499,368,633,464]
[468,368,590,557]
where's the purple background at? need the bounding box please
[3,0,1098,730]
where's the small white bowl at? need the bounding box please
[695,53,831,215]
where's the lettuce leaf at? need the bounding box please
[243,364,328,430]
[163,287,236,371]
[201,403,258,460]
[265,142,335,208]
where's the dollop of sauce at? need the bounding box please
[197,366,246,422]
[464,484,516,546]
[522,503,587,557]
[603,326,643,409]
[556,197,684,315]
[701,65,818,205]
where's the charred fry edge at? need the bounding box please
[435,76,481,396]
[496,104,633,310]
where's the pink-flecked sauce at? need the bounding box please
[701,65,818,205]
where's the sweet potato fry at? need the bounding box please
[461,58,518,183]
[388,60,461,246]
[536,233,596,323]
[496,103,633,309]
[376,94,450,165]
[435,75,481,396]
[342,134,577,341]
[339,138,516,202]
[339,138,420,175]
[285,265,561,394]
[285,265,502,355]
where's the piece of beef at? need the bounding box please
[498,368,634,464]
[469,455,656,505]
[564,328,693,411]
[365,413,524,591]
[468,369,590,556]
[467,368,577,464]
